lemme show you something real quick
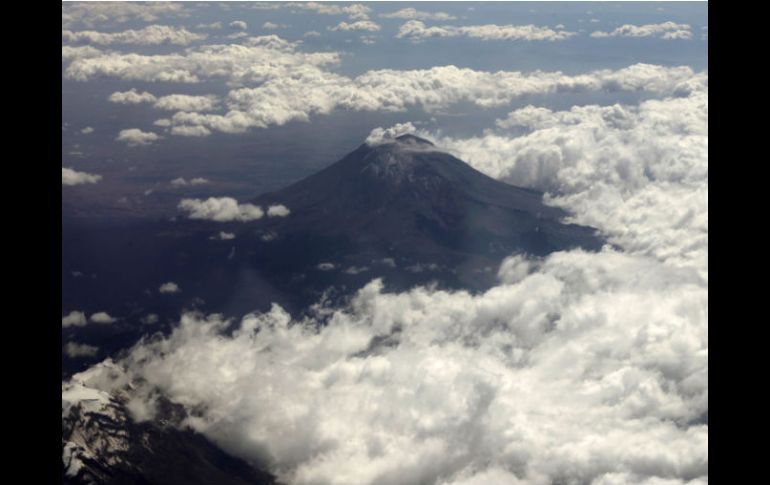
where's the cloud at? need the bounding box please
[66,243,707,485]
[170,177,209,187]
[303,31,321,37]
[61,45,103,62]
[154,94,219,112]
[287,2,371,20]
[64,342,99,358]
[170,125,213,137]
[317,262,335,271]
[161,62,701,136]
[329,21,381,32]
[64,37,340,84]
[424,74,708,274]
[62,167,101,186]
[62,311,87,328]
[89,312,116,324]
[110,91,218,112]
[196,21,223,30]
[80,127,94,134]
[178,197,266,222]
[62,2,188,28]
[62,25,207,45]
[267,204,291,217]
[63,35,703,145]
[263,22,288,30]
[366,122,418,145]
[380,8,456,21]
[229,20,248,30]
[116,129,160,146]
[591,22,692,40]
[159,282,181,294]
[108,89,157,105]
[397,20,576,42]
[211,231,236,240]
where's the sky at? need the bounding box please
[62,0,707,219]
[62,2,708,484]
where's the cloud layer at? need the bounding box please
[178,197,292,222]
[116,129,160,146]
[62,2,188,28]
[62,167,101,186]
[397,21,576,42]
[68,244,707,484]
[380,8,456,21]
[62,25,207,45]
[62,33,703,138]
[178,197,265,222]
[329,21,381,32]
[424,73,708,275]
[591,22,693,40]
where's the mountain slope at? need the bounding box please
[236,134,603,298]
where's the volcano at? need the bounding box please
[237,134,603,297]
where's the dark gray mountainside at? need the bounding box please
[239,134,603,302]
[254,135,600,254]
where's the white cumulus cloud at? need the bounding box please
[397,20,576,42]
[170,125,213,137]
[62,2,188,28]
[116,129,160,146]
[89,312,117,324]
[154,94,219,112]
[591,22,692,40]
[425,74,708,275]
[329,21,381,32]
[365,122,418,145]
[62,25,207,45]
[65,245,707,485]
[267,204,291,217]
[380,8,456,21]
[171,177,209,187]
[62,311,87,328]
[62,167,101,186]
[178,197,266,222]
[108,89,157,105]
